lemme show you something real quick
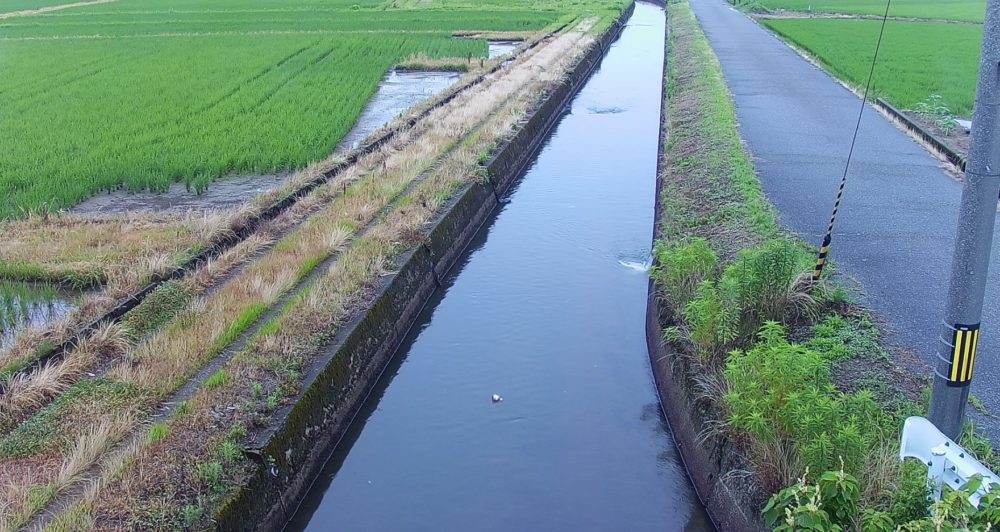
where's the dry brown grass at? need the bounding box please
[0,411,137,530]
[452,30,533,40]
[0,324,128,435]
[396,53,475,71]
[0,211,227,284]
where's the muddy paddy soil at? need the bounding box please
[901,109,971,160]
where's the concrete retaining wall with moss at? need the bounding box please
[213,6,635,530]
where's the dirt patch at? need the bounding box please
[70,174,289,217]
[902,110,971,159]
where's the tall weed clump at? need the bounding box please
[678,238,817,359]
[651,238,718,308]
[724,322,889,489]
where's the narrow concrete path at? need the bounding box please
[687,0,1000,437]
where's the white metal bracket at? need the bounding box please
[900,416,998,506]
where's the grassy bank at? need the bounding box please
[655,1,1000,528]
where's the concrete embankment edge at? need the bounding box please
[644,3,764,530]
[213,5,635,530]
[874,97,967,171]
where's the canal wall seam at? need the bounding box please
[6,27,568,390]
[644,3,764,531]
[212,5,635,531]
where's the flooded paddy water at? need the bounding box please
[0,281,78,353]
[287,4,712,531]
[487,40,519,58]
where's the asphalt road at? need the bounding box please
[687,0,1000,439]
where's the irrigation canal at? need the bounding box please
[287,3,712,530]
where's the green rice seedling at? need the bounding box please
[763,17,982,115]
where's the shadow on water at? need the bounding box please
[0,281,78,352]
[287,3,713,530]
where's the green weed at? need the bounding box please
[204,369,230,389]
[212,304,268,355]
[121,280,194,340]
[651,238,718,308]
[148,422,171,443]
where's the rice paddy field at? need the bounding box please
[0,0,619,219]
[751,0,986,119]
[762,16,984,116]
[755,0,985,21]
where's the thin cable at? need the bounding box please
[812,0,893,282]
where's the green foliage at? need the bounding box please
[679,239,813,355]
[751,0,985,22]
[172,400,191,418]
[0,282,73,356]
[295,253,327,283]
[806,314,883,362]
[212,303,268,355]
[914,94,958,135]
[148,422,171,443]
[204,369,230,389]
[725,322,888,476]
[722,238,813,325]
[181,504,203,528]
[961,422,1000,472]
[683,279,740,354]
[196,461,224,492]
[769,468,1000,530]
[0,262,103,288]
[121,280,194,340]
[651,238,719,308]
[0,0,619,218]
[884,461,932,524]
[764,468,860,530]
[217,440,242,463]
[0,379,145,457]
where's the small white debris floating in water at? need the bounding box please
[492,394,503,403]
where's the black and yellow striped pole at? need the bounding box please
[811,0,891,283]
[811,179,845,282]
[928,0,1000,440]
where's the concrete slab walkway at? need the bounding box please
[686,0,1000,438]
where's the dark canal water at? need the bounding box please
[288,3,712,530]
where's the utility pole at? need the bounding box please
[928,0,1000,440]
